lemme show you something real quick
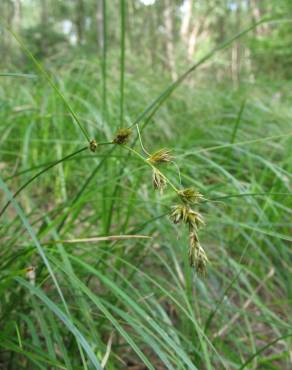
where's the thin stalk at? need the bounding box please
[5,143,115,181]
[101,0,109,233]
[101,0,107,124]
[0,146,88,217]
[230,99,246,144]
[0,73,37,78]
[205,192,292,203]
[120,0,126,127]
[136,124,150,156]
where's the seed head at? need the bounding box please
[112,128,132,145]
[170,204,189,224]
[152,168,167,192]
[147,148,173,165]
[189,231,208,276]
[178,187,203,204]
[170,204,208,274]
[186,207,205,230]
[89,139,98,152]
[170,204,204,229]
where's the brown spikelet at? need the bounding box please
[170,204,204,229]
[186,207,205,230]
[112,128,132,144]
[189,231,208,276]
[89,139,98,152]
[170,204,188,224]
[152,168,167,192]
[147,148,173,165]
[178,187,204,204]
[170,204,208,275]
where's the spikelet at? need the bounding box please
[89,139,98,152]
[170,204,204,229]
[147,148,172,165]
[112,128,132,144]
[178,187,204,204]
[170,204,188,224]
[186,207,205,230]
[189,231,208,276]
[170,204,207,275]
[152,168,167,192]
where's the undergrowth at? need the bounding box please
[0,18,292,370]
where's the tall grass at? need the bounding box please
[0,12,292,370]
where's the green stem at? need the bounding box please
[120,0,126,127]
[101,0,107,124]
[0,146,88,218]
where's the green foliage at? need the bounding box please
[1,1,292,369]
[22,24,68,60]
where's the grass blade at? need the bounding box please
[16,278,103,370]
[5,28,90,142]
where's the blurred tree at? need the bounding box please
[164,0,177,80]
[1,0,14,64]
[75,0,85,45]
[0,0,291,81]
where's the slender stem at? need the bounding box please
[203,192,292,203]
[101,0,107,124]
[136,124,150,156]
[230,99,246,144]
[120,0,126,127]
[0,146,88,218]
[101,0,109,233]
[99,141,115,146]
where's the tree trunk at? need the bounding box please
[164,0,177,81]
[231,1,241,86]
[76,0,85,45]
[96,0,103,52]
[2,0,14,64]
[180,0,192,42]
[13,0,21,34]
[41,0,48,26]
[187,23,200,60]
